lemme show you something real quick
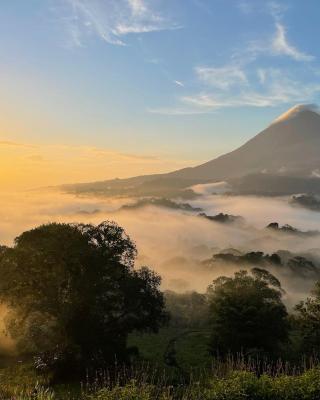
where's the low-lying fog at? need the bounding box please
[2,184,320,306]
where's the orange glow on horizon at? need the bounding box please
[0,140,197,190]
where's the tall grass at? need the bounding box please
[2,357,320,399]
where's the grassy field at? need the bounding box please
[128,327,212,372]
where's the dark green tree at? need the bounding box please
[207,268,288,356]
[164,291,209,328]
[294,281,320,355]
[0,222,168,376]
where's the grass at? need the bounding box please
[175,331,212,370]
[0,362,50,399]
[3,364,320,399]
[2,333,320,399]
[128,327,212,371]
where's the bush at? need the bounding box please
[86,380,172,400]
[205,371,264,400]
[204,368,320,400]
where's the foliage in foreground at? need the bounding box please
[4,365,320,400]
[0,363,51,399]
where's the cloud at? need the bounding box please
[148,107,213,116]
[151,2,317,116]
[237,0,255,15]
[151,67,320,115]
[0,141,36,148]
[189,72,320,108]
[182,94,224,108]
[243,5,314,63]
[128,0,147,16]
[267,1,288,20]
[174,80,184,87]
[257,69,267,84]
[196,66,247,90]
[89,147,159,161]
[271,23,314,62]
[238,1,288,19]
[26,155,45,162]
[60,0,179,47]
[1,189,320,299]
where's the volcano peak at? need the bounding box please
[271,104,320,125]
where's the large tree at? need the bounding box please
[0,222,168,375]
[207,268,288,357]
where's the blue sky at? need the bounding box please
[1,0,320,187]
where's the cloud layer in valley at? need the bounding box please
[2,189,320,306]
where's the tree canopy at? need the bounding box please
[164,291,209,328]
[294,281,320,356]
[207,268,288,357]
[0,222,168,376]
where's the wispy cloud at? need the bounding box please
[174,80,184,87]
[87,146,159,161]
[0,140,36,148]
[240,2,314,62]
[26,154,45,162]
[238,1,288,18]
[128,0,147,16]
[183,79,320,109]
[271,23,314,61]
[151,82,320,116]
[148,107,213,116]
[237,0,256,15]
[150,2,317,115]
[60,0,179,47]
[151,67,320,115]
[196,66,247,90]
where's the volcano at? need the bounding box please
[169,104,320,181]
[63,105,320,197]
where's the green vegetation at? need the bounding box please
[4,363,320,399]
[207,269,288,356]
[3,222,320,398]
[128,327,211,371]
[0,222,167,378]
[294,281,320,355]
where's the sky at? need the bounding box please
[1,0,320,189]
